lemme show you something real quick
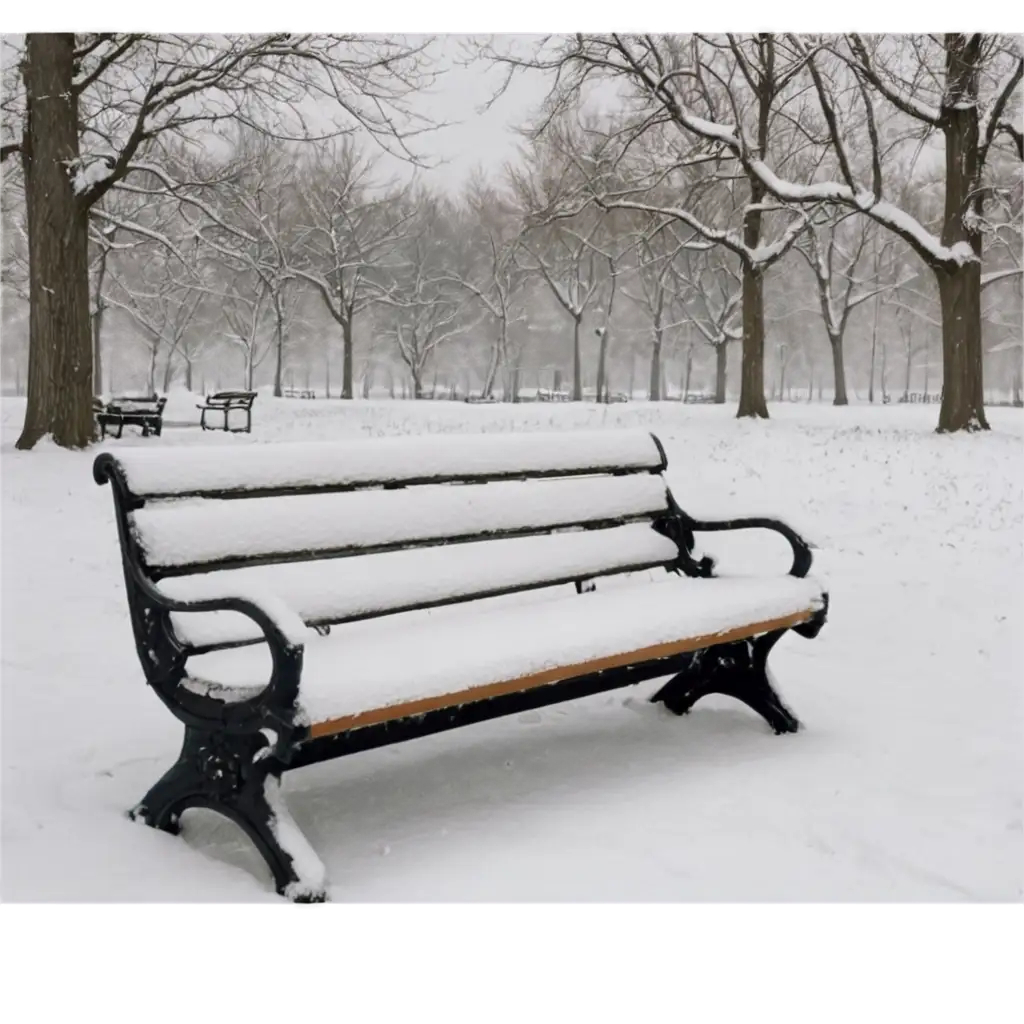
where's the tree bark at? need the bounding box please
[829,333,849,405]
[91,249,107,396]
[596,329,609,402]
[737,265,768,417]
[342,317,354,399]
[17,33,94,450]
[714,342,728,403]
[272,298,285,398]
[936,262,987,429]
[91,303,104,396]
[684,345,694,401]
[649,332,662,401]
[161,347,175,392]
[184,358,193,392]
[937,34,988,432]
[572,316,582,401]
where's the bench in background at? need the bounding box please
[198,391,256,433]
[94,395,167,439]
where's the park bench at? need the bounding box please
[283,387,316,400]
[93,429,828,901]
[94,395,167,439]
[198,390,257,433]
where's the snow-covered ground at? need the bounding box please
[2,391,1021,902]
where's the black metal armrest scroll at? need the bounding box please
[683,515,814,578]
[94,454,305,760]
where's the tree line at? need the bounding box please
[1,33,1021,449]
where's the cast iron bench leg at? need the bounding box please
[130,726,327,902]
[651,628,801,734]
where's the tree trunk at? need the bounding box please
[868,239,881,403]
[596,330,609,402]
[342,317,354,399]
[91,303,104,396]
[148,344,159,395]
[184,358,193,392]
[936,262,987,430]
[714,342,727,403]
[511,366,521,403]
[246,351,255,391]
[91,248,107,396]
[684,344,694,401]
[17,33,93,450]
[572,317,582,401]
[829,332,849,405]
[161,347,176,392]
[904,341,913,399]
[482,323,503,398]
[737,266,768,417]
[936,34,988,432]
[649,332,662,400]
[272,300,285,398]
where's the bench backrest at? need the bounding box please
[206,391,257,408]
[95,430,690,654]
[96,395,166,414]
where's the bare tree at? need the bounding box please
[796,210,914,404]
[105,248,203,393]
[493,36,812,417]
[372,196,480,397]
[440,177,528,399]
[674,250,743,403]
[291,139,413,398]
[488,32,1022,431]
[1,33,436,448]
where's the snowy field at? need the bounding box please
[2,391,1021,902]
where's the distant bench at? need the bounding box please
[880,391,942,403]
[94,429,829,901]
[94,395,167,439]
[198,391,256,433]
[283,388,316,400]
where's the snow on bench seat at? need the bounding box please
[113,429,665,498]
[182,575,827,733]
[159,523,679,648]
[132,474,670,569]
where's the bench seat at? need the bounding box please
[182,573,825,734]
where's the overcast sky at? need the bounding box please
[370,36,553,193]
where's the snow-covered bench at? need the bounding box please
[94,395,167,439]
[198,390,256,432]
[93,429,829,901]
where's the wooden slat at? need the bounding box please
[109,430,665,500]
[134,473,670,572]
[307,608,816,739]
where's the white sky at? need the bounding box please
[369,36,551,194]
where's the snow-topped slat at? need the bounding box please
[183,574,826,727]
[161,522,679,648]
[132,474,670,570]
[108,429,666,499]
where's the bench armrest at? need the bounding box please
[144,583,307,759]
[684,515,814,578]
